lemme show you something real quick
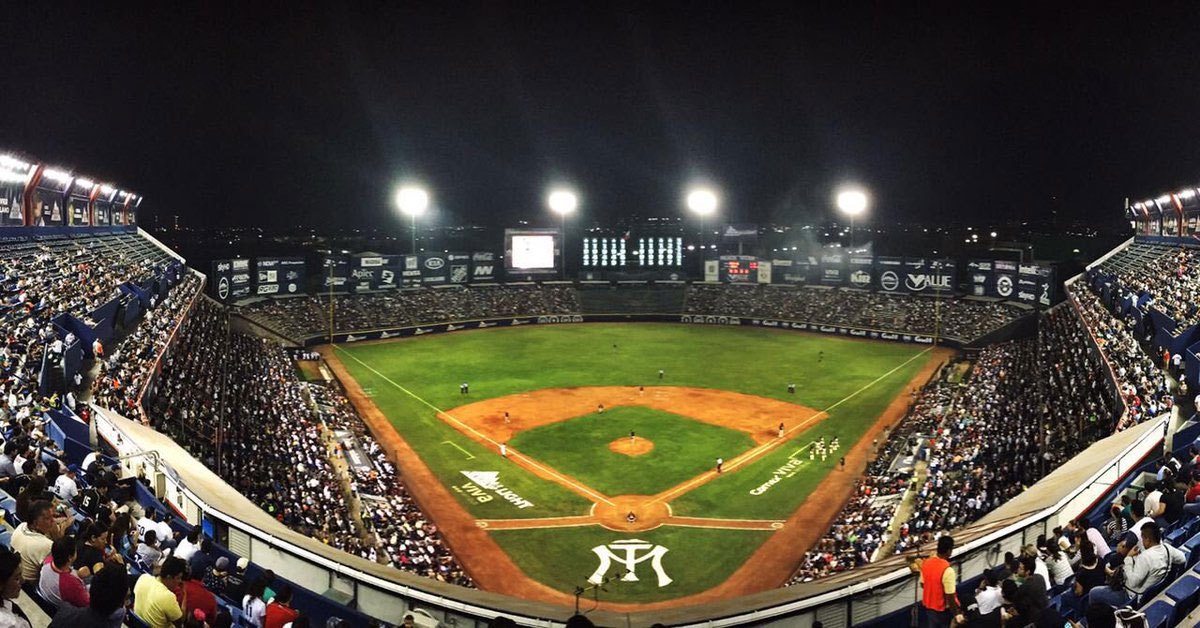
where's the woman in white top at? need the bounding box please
[243,577,268,628]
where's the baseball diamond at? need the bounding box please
[321,322,948,606]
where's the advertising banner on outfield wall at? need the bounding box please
[874,256,905,292]
[770,259,811,285]
[321,256,350,290]
[992,260,1017,299]
[212,258,252,302]
[847,256,874,289]
[420,253,450,285]
[471,252,496,282]
[254,258,306,295]
[819,251,846,286]
[1017,263,1054,307]
[447,252,471,284]
[967,259,992,297]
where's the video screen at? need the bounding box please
[504,228,560,274]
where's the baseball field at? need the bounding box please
[322,323,944,607]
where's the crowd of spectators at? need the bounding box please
[238,285,581,340]
[897,307,1118,551]
[1070,284,1172,429]
[683,285,1026,342]
[310,385,471,585]
[1105,246,1200,330]
[787,365,966,584]
[145,299,471,587]
[89,274,201,423]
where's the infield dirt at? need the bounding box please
[320,343,952,611]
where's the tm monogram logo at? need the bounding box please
[588,540,673,588]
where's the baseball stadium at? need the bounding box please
[3,6,1200,628]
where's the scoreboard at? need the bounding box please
[719,256,761,283]
[582,236,683,268]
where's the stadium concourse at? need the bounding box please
[4,226,1200,626]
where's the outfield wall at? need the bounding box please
[273,313,973,349]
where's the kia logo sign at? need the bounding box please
[424,257,445,270]
[880,270,900,291]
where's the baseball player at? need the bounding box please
[778,422,785,438]
[716,457,724,473]
[504,411,511,424]
[630,430,636,444]
[500,442,507,457]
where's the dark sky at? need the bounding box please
[2,3,1199,232]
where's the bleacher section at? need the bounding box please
[577,283,686,314]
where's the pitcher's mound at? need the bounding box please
[609,437,654,457]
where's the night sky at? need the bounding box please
[2,3,1199,232]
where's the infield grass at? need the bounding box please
[509,407,756,496]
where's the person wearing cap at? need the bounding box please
[203,557,230,593]
[224,557,249,602]
[919,535,958,628]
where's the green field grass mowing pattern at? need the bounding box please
[509,407,757,496]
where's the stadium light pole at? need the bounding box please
[687,187,719,262]
[547,188,578,280]
[836,188,869,250]
[396,185,430,255]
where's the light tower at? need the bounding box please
[686,187,719,256]
[836,188,869,250]
[395,185,430,255]
[547,188,578,280]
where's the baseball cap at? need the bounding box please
[237,557,249,570]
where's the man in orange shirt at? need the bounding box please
[264,584,299,628]
[920,535,958,628]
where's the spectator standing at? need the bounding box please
[920,536,958,628]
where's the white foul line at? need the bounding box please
[335,347,616,506]
[650,347,932,504]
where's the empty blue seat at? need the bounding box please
[1166,575,1200,621]
[1141,599,1172,628]
[1167,527,1190,547]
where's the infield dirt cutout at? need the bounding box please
[321,344,953,611]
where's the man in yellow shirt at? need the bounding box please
[133,557,188,628]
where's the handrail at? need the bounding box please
[132,270,207,416]
[1062,272,1131,431]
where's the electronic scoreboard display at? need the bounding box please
[583,236,682,268]
[719,256,759,282]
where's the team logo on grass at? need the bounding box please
[588,540,673,588]
[456,471,534,509]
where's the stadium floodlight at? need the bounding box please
[41,168,73,184]
[395,185,430,254]
[686,186,720,255]
[836,187,869,249]
[1181,189,1197,200]
[100,184,115,196]
[547,188,579,279]
[74,177,95,190]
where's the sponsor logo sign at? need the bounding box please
[345,334,365,342]
[511,318,531,325]
[424,257,445,270]
[217,277,230,300]
[880,271,900,291]
[588,540,672,588]
[750,456,805,496]
[257,284,280,295]
[456,471,534,509]
[996,275,1014,297]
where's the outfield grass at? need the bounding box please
[489,525,772,603]
[509,407,756,496]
